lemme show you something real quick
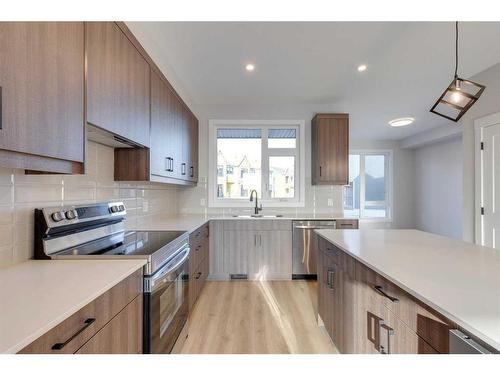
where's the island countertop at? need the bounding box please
[314,229,500,352]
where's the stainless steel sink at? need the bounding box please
[232,214,283,218]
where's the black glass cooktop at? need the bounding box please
[56,230,187,257]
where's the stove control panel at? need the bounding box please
[41,202,126,228]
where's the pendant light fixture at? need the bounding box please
[430,22,486,122]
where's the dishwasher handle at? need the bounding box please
[293,225,337,230]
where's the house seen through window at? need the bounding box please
[215,126,298,202]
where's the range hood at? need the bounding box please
[86,123,146,149]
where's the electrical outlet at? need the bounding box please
[327,198,334,207]
[200,198,206,206]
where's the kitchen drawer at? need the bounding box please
[189,223,209,277]
[190,223,209,245]
[223,219,292,232]
[19,269,142,354]
[356,261,450,353]
[189,256,209,311]
[317,237,356,279]
[76,295,142,354]
[336,219,359,229]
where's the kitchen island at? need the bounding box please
[315,229,500,354]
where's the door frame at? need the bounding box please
[474,111,500,245]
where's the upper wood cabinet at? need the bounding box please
[185,110,199,182]
[0,22,85,173]
[86,22,150,147]
[150,69,181,180]
[311,113,349,185]
[115,68,199,185]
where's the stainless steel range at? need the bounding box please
[34,202,190,354]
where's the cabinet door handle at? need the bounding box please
[166,157,174,172]
[190,166,194,178]
[379,321,395,354]
[181,163,186,175]
[195,272,202,280]
[327,269,335,290]
[51,318,96,350]
[373,285,399,303]
[319,166,322,177]
[254,234,257,247]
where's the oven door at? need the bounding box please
[144,245,189,354]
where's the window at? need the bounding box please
[217,166,224,177]
[343,151,392,219]
[217,184,224,198]
[209,120,305,207]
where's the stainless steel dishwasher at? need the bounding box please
[292,220,336,279]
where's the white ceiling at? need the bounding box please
[127,22,500,140]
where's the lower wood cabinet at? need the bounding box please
[189,223,210,310]
[317,236,452,354]
[223,228,292,280]
[19,270,142,354]
[76,295,142,354]
[317,249,339,343]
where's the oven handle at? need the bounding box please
[151,246,190,287]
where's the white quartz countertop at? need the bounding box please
[315,229,500,352]
[0,259,146,354]
[131,213,355,233]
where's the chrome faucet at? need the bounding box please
[249,190,262,215]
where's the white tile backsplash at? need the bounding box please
[0,141,180,266]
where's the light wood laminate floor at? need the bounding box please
[181,280,337,354]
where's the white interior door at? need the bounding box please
[481,122,500,248]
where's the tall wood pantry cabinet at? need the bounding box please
[311,113,349,185]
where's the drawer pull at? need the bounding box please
[373,285,399,303]
[327,269,335,290]
[51,318,96,350]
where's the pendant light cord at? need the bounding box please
[454,21,459,78]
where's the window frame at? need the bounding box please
[208,119,306,208]
[344,149,393,222]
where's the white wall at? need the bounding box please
[459,62,500,243]
[413,136,463,239]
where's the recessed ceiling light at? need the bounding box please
[388,117,415,127]
[245,63,255,71]
[357,64,367,72]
